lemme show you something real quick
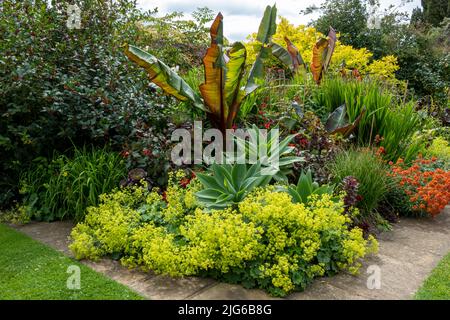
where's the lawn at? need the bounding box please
[0,224,143,300]
[415,252,450,300]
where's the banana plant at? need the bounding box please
[124,5,278,132]
[270,27,337,84]
[325,104,367,136]
[270,36,306,73]
[311,27,337,84]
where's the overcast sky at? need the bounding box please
[137,0,422,41]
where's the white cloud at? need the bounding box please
[137,0,422,41]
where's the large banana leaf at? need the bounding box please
[124,45,205,111]
[284,36,306,71]
[270,37,305,72]
[270,42,291,67]
[325,104,367,136]
[311,38,329,84]
[245,5,277,95]
[256,5,278,44]
[200,13,227,127]
[323,27,337,72]
[225,42,247,128]
[311,27,337,84]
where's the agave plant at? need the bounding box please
[124,5,278,132]
[195,162,272,209]
[234,124,303,181]
[283,169,335,204]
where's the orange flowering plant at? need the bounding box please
[388,156,450,217]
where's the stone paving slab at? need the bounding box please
[190,283,280,300]
[8,206,450,300]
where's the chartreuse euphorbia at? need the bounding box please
[124,5,278,132]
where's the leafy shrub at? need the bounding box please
[283,169,335,204]
[246,16,401,81]
[329,149,390,217]
[70,172,377,297]
[291,111,341,185]
[425,137,450,164]
[19,147,126,222]
[143,8,213,72]
[0,0,175,207]
[388,157,450,217]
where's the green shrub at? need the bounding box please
[282,169,335,204]
[70,173,378,297]
[425,136,450,165]
[19,147,126,222]
[0,0,175,207]
[329,149,390,217]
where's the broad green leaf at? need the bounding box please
[326,105,367,136]
[325,104,348,133]
[256,5,278,44]
[124,45,205,111]
[245,5,277,95]
[270,42,292,69]
[278,156,303,167]
[215,165,237,194]
[245,46,271,95]
[225,42,247,127]
[287,187,302,203]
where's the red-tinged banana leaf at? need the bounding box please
[124,45,205,111]
[284,36,306,71]
[199,13,227,127]
[225,42,247,128]
[325,104,367,136]
[270,42,291,67]
[270,38,305,72]
[323,27,337,72]
[245,5,277,95]
[311,38,328,84]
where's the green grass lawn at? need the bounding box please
[415,252,450,300]
[0,224,143,300]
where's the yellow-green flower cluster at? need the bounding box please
[123,208,262,276]
[425,137,450,163]
[70,178,378,297]
[162,171,201,223]
[69,187,142,259]
[238,189,378,294]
